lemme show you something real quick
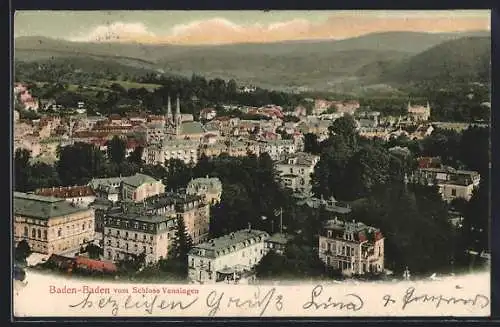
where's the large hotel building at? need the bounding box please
[14,192,95,255]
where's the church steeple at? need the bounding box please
[176,94,181,117]
[166,95,173,122]
[175,94,182,136]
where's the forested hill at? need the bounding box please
[357,36,491,87]
[14,31,490,93]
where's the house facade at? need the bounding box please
[275,152,320,195]
[318,218,385,276]
[14,192,95,255]
[103,210,177,264]
[186,176,223,205]
[188,228,269,284]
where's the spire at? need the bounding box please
[176,94,181,117]
[426,101,430,109]
[167,95,172,121]
[407,100,411,110]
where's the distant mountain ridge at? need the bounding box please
[357,36,491,85]
[14,31,491,93]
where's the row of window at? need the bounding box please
[106,241,154,254]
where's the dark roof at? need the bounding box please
[35,185,95,198]
[14,192,90,220]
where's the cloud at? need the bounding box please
[67,15,490,45]
[69,22,155,42]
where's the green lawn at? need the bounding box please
[103,80,162,91]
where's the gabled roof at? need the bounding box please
[122,173,159,188]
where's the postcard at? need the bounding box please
[12,10,491,318]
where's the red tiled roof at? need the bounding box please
[75,256,117,273]
[35,185,95,198]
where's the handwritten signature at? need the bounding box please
[302,285,364,311]
[401,287,490,310]
[69,292,199,316]
[206,287,284,317]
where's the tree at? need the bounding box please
[303,133,320,154]
[15,240,32,264]
[14,148,31,192]
[166,216,193,278]
[328,114,358,146]
[128,146,144,165]
[107,135,127,165]
[57,142,106,185]
[164,159,193,191]
[85,243,104,259]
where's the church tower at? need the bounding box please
[166,95,173,123]
[175,94,182,136]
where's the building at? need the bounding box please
[407,101,431,121]
[319,218,385,276]
[145,123,165,144]
[121,173,165,203]
[200,108,217,121]
[259,139,297,161]
[103,210,176,264]
[164,95,208,140]
[143,138,200,166]
[265,233,292,255]
[188,228,269,284]
[88,199,115,237]
[88,173,165,203]
[144,192,210,245]
[186,176,223,205]
[14,192,95,255]
[275,152,320,195]
[411,167,481,202]
[34,185,96,208]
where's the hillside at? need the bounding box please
[358,36,491,86]
[14,31,490,93]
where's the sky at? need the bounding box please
[14,10,490,45]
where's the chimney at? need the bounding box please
[248,222,252,232]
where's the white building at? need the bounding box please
[143,138,200,166]
[103,210,177,265]
[319,218,385,276]
[275,152,320,195]
[188,228,269,284]
[259,139,297,161]
[411,167,481,202]
[186,176,223,205]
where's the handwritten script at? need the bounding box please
[63,283,490,317]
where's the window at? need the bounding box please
[190,258,194,268]
[82,223,85,231]
[37,229,41,239]
[150,247,153,254]
[44,230,47,240]
[23,226,28,237]
[32,229,36,238]
[451,189,457,197]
